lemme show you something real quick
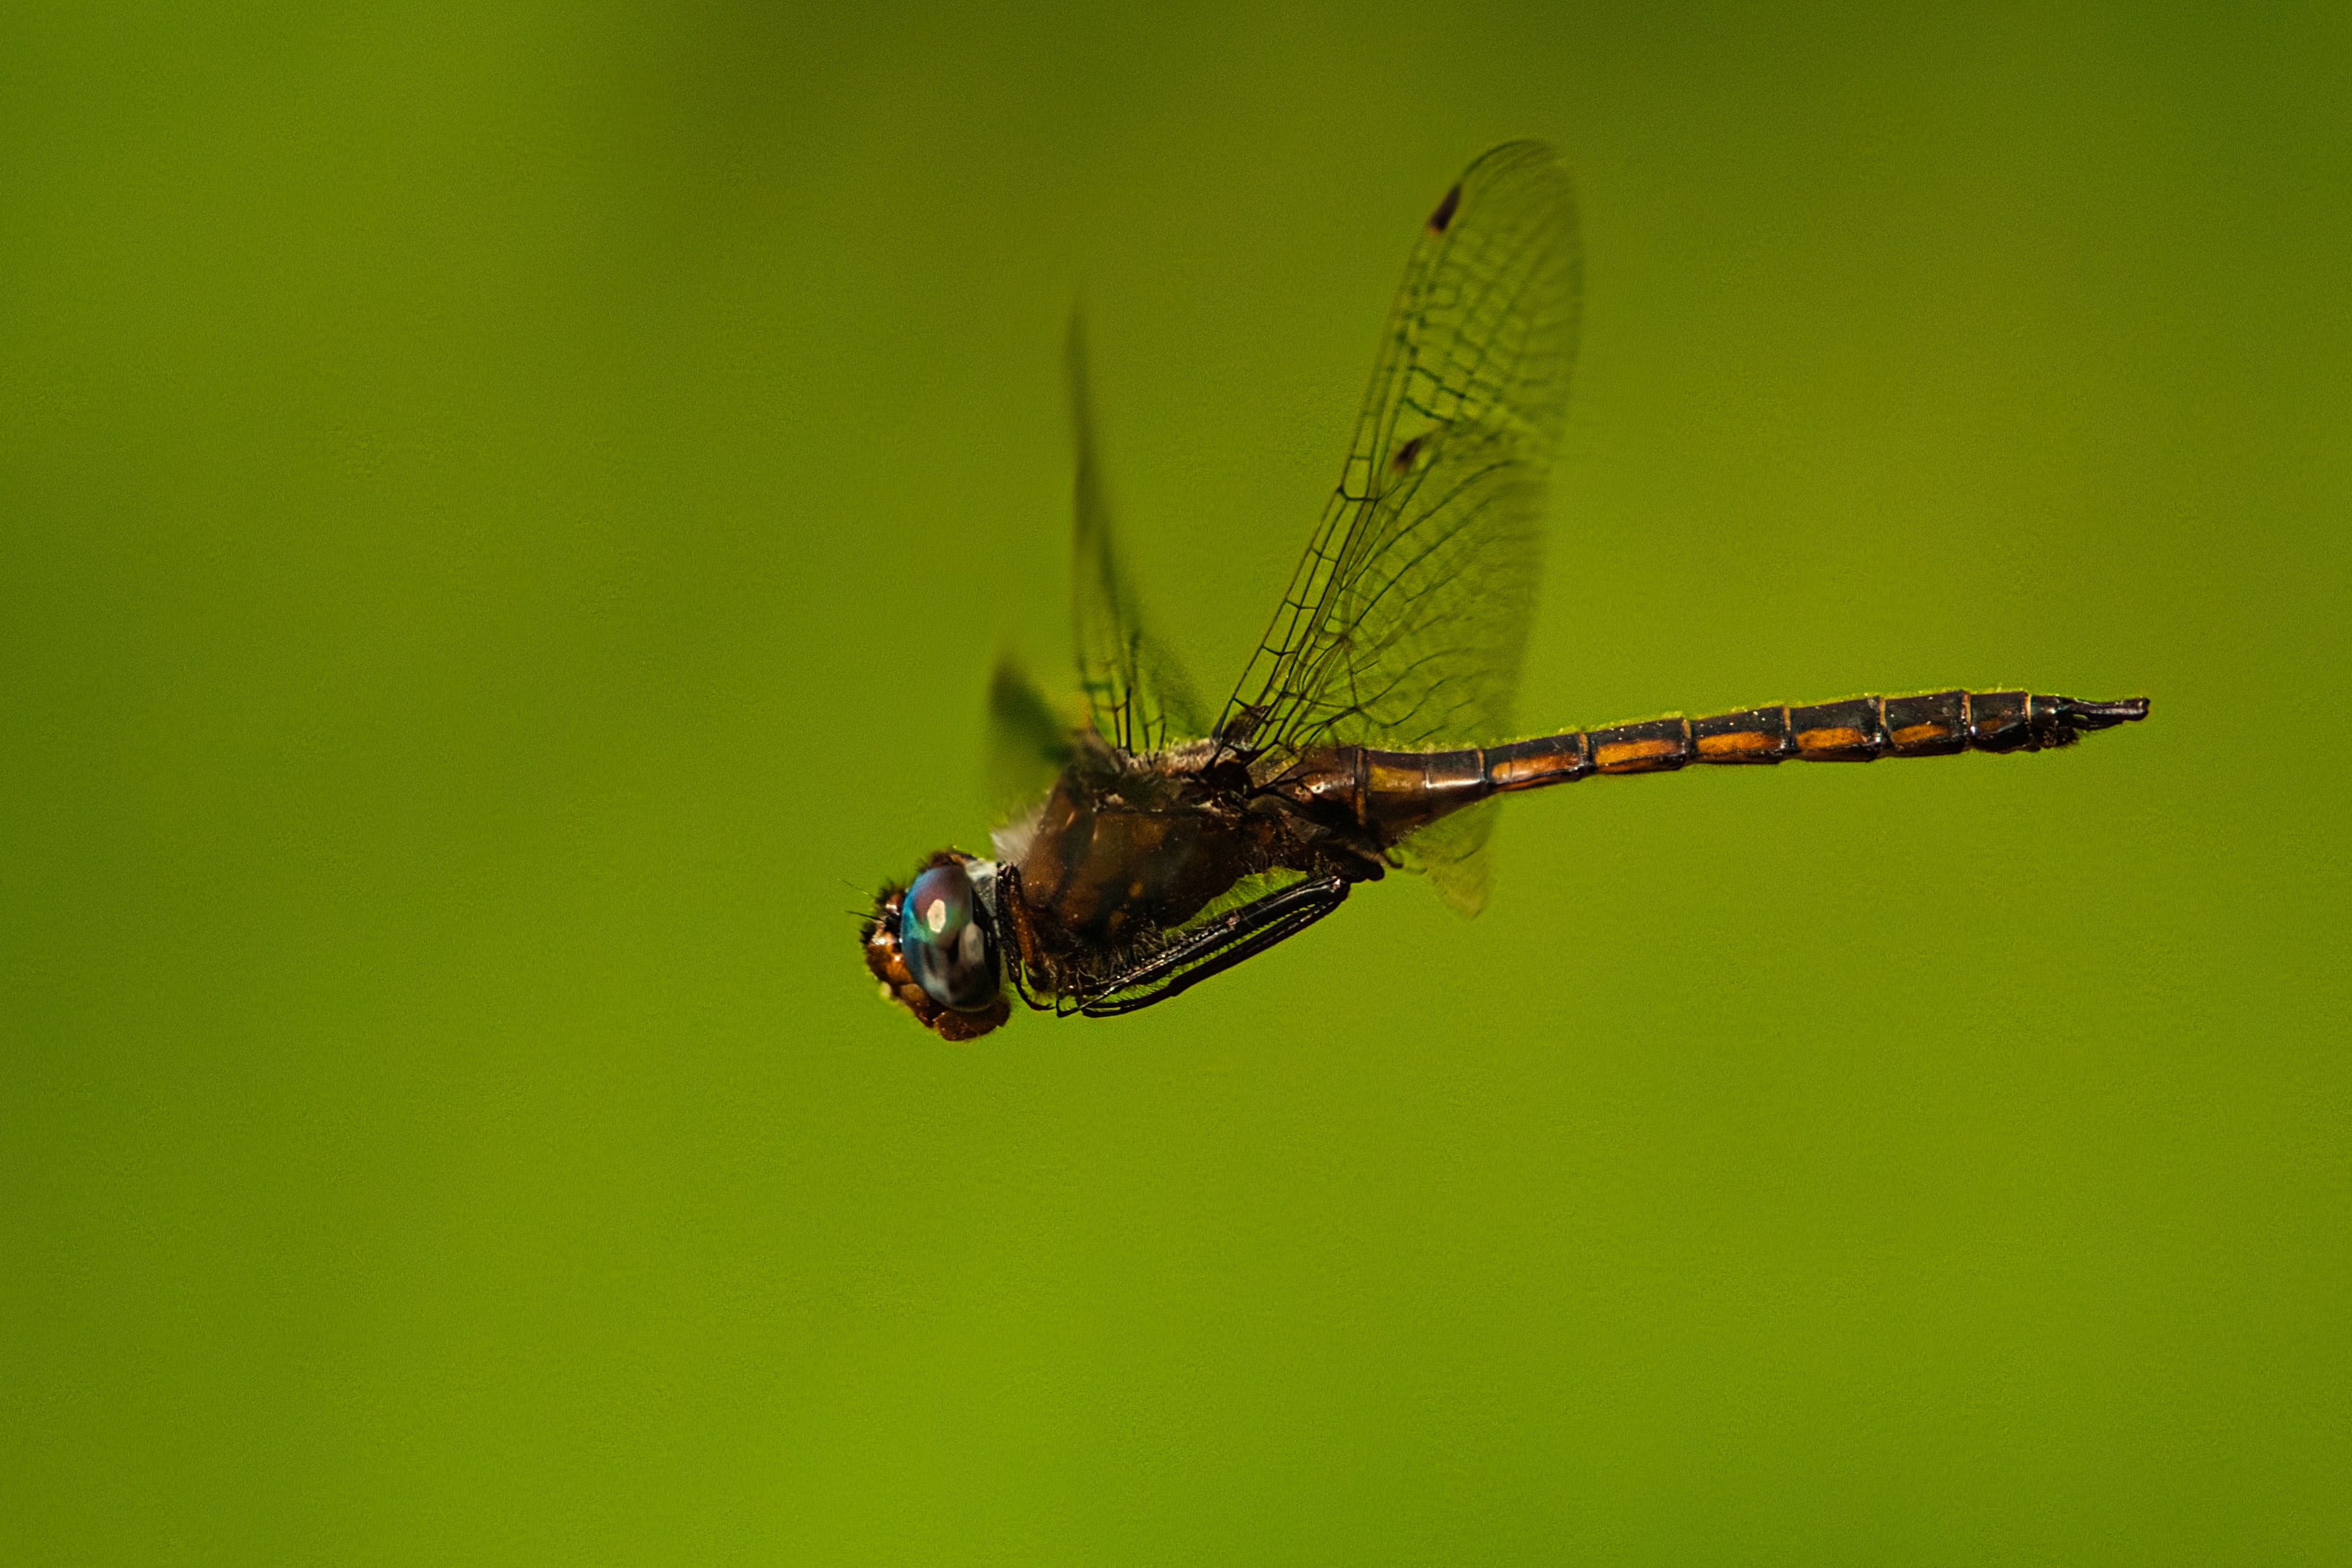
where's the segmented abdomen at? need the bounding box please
[1483,690,2147,790]
[1284,690,2151,841]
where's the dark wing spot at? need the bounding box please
[1389,435,1422,473]
[1427,182,1462,234]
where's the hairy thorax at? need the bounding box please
[995,737,1405,988]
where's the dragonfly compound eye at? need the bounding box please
[898,862,1000,1012]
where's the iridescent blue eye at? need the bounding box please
[899,862,999,1011]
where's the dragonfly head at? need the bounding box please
[862,851,1009,1041]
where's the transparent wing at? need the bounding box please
[1068,316,1208,755]
[1216,141,1582,761]
[1393,800,1498,917]
[983,650,1073,819]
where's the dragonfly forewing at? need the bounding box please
[1066,314,1207,755]
[1218,141,1582,763]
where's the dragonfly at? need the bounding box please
[862,141,2149,1041]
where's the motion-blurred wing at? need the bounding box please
[1392,801,1498,917]
[983,650,1073,819]
[1217,142,1582,761]
[1068,316,1207,755]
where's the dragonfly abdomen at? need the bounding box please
[1518,690,2146,781]
[1312,689,2149,839]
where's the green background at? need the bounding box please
[6,1,2346,1561]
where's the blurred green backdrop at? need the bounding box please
[5,1,2346,1562]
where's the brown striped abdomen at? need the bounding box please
[1280,690,2151,843]
[1490,690,2150,786]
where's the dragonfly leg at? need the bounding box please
[987,863,1059,1014]
[1074,872,1353,1017]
